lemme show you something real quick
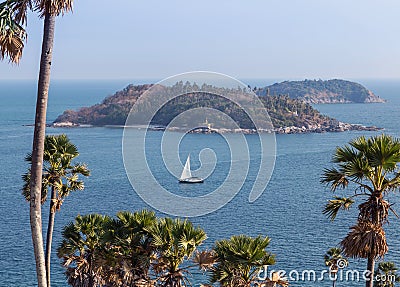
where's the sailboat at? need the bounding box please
[179,155,204,183]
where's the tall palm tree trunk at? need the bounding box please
[30,12,56,287]
[45,187,57,287]
[367,255,375,287]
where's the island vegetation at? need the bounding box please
[257,79,385,104]
[53,82,380,134]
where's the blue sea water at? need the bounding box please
[0,79,399,286]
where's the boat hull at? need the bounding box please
[179,177,204,183]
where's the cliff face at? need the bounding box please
[257,79,385,104]
[54,84,152,126]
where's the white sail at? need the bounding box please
[180,155,192,180]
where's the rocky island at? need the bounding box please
[257,79,385,104]
[53,80,382,134]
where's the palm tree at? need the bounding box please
[324,247,348,287]
[58,212,213,287]
[210,235,276,287]
[57,214,111,287]
[1,1,73,286]
[374,262,400,287]
[23,134,90,287]
[101,210,158,286]
[321,134,400,287]
[150,217,208,287]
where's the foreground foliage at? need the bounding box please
[58,210,278,287]
[210,235,276,287]
[1,0,74,286]
[322,134,400,287]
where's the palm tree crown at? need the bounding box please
[22,134,90,206]
[150,217,208,287]
[101,210,158,286]
[0,0,72,63]
[322,134,400,224]
[57,214,112,287]
[324,247,348,272]
[211,235,276,287]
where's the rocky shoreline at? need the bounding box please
[273,122,381,134]
[51,121,382,134]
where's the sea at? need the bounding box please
[0,79,399,287]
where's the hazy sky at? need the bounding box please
[1,0,400,80]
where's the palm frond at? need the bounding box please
[212,235,275,285]
[0,2,25,63]
[24,152,32,162]
[21,168,48,203]
[323,196,355,221]
[333,145,358,163]
[341,221,388,259]
[321,168,349,191]
[375,261,400,287]
[324,247,348,272]
[35,0,73,17]
[368,134,400,172]
[349,136,368,153]
[343,156,372,181]
[71,163,90,176]
[193,250,217,271]
[8,0,32,25]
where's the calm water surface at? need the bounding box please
[0,79,399,286]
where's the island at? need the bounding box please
[256,79,385,104]
[53,81,382,134]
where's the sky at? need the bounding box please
[1,0,400,80]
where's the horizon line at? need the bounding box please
[2,77,400,82]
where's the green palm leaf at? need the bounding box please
[323,196,355,221]
[211,235,275,286]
